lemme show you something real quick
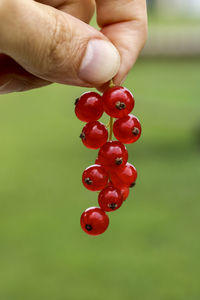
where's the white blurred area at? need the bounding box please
[156,0,200,17]
[143,0,200,57]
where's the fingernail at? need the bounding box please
[79,39,120,84]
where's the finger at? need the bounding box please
[0,0,120,87]
[36,0,95,23]
[0,54,50,94]
[0,0,96,93]
[95,0,147,87]
[0,0,95,94]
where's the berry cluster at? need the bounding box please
[75,84,141,236]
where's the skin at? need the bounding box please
[0,0,147,93]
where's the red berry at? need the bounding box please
[102,86,134,118]
[82,164,109,191]
[110,162,137,188]
[75,92,104,122]
[120,186,129,201]
[98,141,128,170]
[113,114,141,144]
[80,207,109,235]
[98,186,123,212]
[95,157,101,165]
[80,121,108,149]
[109,181,129,201]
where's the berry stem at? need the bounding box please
[109,117,113,141]
[108,79,115,141]
[109,79,115,88]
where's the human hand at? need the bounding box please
[0,0,147,94]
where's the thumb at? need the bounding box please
[0,0,120,87]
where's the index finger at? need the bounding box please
[95,0,147,87]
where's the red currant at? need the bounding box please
[102,86,134,118]
[113,114,141,144]
[98,186,123,212]
[120,186,129,201]
[75,92,104,122]
[110,162,137,188]
[95,157,101,165]
[98,141,128,170]
[82,164,109,191]
[80,121,108,149]
[80,207,109,235]
[109,181,129,201]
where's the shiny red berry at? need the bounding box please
[95,157,101,165]
[80,121,108,149]
[75,92,104,122]
[97,141,128,170]
[98,186,123,212]
[109,181,129,201]
[120,186,129,201]
[82,164,109,191]
[102,86,134,118]
[110,162,137,188]
[113,114,141,144]
[80,207,109,235]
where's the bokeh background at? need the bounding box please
[0,1,200,299]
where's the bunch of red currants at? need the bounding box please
[75,84,141,236]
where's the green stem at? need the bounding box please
[109,79,115,88]
[108,79,115,141]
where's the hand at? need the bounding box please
[0,0,147,94]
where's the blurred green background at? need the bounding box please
[0,2,200,300]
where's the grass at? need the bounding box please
[0,58,200,300]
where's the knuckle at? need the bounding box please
[45,13,72,74]
[43,11,87,79]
